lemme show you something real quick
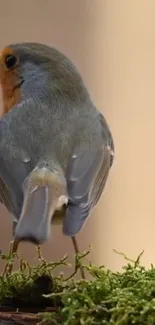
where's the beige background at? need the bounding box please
[0,0,154,275]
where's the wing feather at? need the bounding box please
[63,114,114,236]
[0,177,15,213]
[0,156,31,220]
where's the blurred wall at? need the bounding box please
[0,0,155,274]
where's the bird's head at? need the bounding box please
[0,42,87,116]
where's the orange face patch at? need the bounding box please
[0,47,22,116]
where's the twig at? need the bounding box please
[113,249,144,267]
[65,248,91,281]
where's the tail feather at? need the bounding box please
[15,166,68,244]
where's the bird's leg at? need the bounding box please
[3,239,20,276]
[10,238,20,255]
[5,221,20,274]
[71,236,85,279]
[12,220,18,238]
[37,245,46,262]
[9,220,19,256]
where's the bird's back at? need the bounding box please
[0,42,114,227]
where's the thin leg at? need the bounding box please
[3,239,20,275]
[12,220,18,237]
[10,238,20,255]
[71,236,85,279]
[37,245,45,262]
[6,218,20,273]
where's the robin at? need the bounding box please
[0,42,115,278]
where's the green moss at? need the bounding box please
[1,247,155,324]
[0,245,70,309]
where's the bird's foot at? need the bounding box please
[65,254,85,281]
[75,254,85,279]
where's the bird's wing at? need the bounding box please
[0,99,34,221]
[0,177,15,212]
[63,114,114,236]
[0,155,32,219]
[0,178,18,235]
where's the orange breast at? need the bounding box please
[0,69,21,115]
[0,47,21,116]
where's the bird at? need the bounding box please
[0,42,115,278]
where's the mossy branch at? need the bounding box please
[0,244,155,325]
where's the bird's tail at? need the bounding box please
[14,166,68,244]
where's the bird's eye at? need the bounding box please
[4,54,17,70]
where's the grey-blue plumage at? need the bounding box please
[0,42,115,251]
